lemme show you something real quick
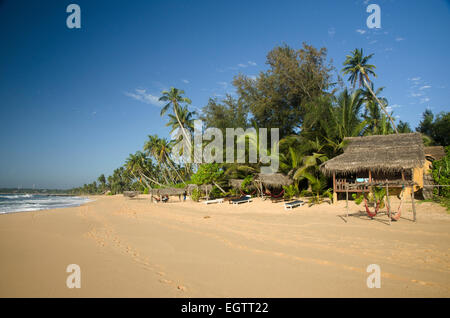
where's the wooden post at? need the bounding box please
[345,184,349,219]
[368,170,372,182]
[332,172,337,204]
[386,180,391,225]
[411,185,416,222]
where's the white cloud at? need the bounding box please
[181,79,190,84]
[410,92,424,97]
[238,63,248,68]
[369,40,377,44]
[328,27,336,37]
[124,89,163,107]
[395,37,405,42]
[409,77,421,81]
[248,61,257,66]
[420,97,430,104]
[217,81,228,89]
[356,29,366,34]
[419,85,431,90]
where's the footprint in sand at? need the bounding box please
[177,285,187,291]
[159,278,172,284]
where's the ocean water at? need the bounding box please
[0,194,91,214]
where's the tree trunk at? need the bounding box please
[363,77,398,134]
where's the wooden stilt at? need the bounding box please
[411,185,416,222]
[345,184,349,219]
[386,180,391,225]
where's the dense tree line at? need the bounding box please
[71,43,449,199]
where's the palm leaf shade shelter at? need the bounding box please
[320,133,427,202]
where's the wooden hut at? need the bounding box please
[229,179,245,189]
[254,173,292,197]
[320,133,426,203]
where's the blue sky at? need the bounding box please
[0,0,449,189]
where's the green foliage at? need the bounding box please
[352,193,364,205]
[233,43,334,138]
[209,186,222,199]
[241,175,254,192]
[191,188,202,202]
[416,110,450,146]
[143,188,149,194]
[352,187,386,208]
[191,163,224,185]
[431,146,450,198]
[283,184,299,200]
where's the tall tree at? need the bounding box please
[159,87,196,162]
[201,94,249,132]
[233,43,334,137]
[342,48,398,133]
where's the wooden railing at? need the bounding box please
[335,178,408,192]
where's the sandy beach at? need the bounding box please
[0,195,449,297]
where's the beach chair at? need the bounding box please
[231,195,253,205]
[203,198,224,205]
[284,200,305,210]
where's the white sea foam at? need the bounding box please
[0,194,91,214]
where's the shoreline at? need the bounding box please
[0,194,93,215]
[0,195,449,297]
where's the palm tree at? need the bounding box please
[143,135,185,185]
[159,87,197,162]
[97,174,107,192]
[327,88,366,146]
[293,152,329,201]
[166,105,197,134]
[342,48,398,133]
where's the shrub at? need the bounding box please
[191,188,202,202]
[431,146,450,198]
[143,188,149,194]
[283,184,298,200]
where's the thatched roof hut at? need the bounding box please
[229,179,244,189]
[320,133,425,176]
[150,187,186,196]
[255,173,293,187]
[424,146,446,161]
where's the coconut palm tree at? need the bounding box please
[143,135,185,185]
[166,105,197,134]
[293,152,329,201]
[342,48,398,133]
[319,89,366,157]
[159,88,197,162]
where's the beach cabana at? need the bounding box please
[320,133,426,203]
[254,173,293,199]
[150,187,186,202]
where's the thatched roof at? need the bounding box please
[150,188,185,196]
[229,179,244,188]
[424,146,446,161]
[199,184,213,192]
[229,178,257,189]
[320,133,425,175]
[255,173,293,187]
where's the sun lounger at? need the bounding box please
[284,200,305,210]
[203,198,224,205]
[231,195,252,205]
